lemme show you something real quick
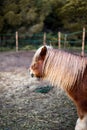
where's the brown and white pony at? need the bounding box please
[29,45,87,130]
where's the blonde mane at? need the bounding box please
[43,49,86,90]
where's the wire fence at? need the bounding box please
[0,28,87,54]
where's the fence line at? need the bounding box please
[0,28,86,54]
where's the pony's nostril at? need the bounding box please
[31,73,34,77]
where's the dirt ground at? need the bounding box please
[0,51,77,130]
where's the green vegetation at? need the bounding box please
[0,0,87,51]
[0,0,87,33]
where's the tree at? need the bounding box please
[1,0,87,33]
[44,0,65,32]
[18,0,52,34]
[60,0,87,31]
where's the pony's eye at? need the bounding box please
[33,63,37,69]
[34,63,36,66]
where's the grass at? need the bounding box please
[0,44,41,52]
[34,86,53,93]
[0,46,17,52]
[0,43,87,55]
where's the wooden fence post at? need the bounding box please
[43,32,46,46]
[16,31,18,52]
[58,32,61,49]
[81,27,85,56]
[64,34,67,48]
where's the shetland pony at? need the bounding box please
[29,46,87,130]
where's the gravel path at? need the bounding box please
[0,51,77,130]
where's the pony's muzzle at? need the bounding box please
[29,67,35,77]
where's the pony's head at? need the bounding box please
[29,45,52,78]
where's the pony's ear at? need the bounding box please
[40,46,47,59]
